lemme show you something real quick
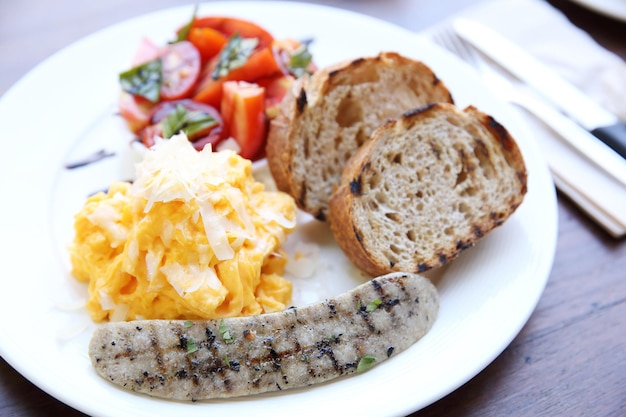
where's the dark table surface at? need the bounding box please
[1,0,625,415]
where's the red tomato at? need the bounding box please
[193,46,283,108]
[187,27,228,63]
[138,99,224,150]
[160,41,202,101]
[118,91,156,133]
[191,17,274,49]
[221,81,266,160]
[256,75,294,118]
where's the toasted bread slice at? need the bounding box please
[266,52,453,221]
[328,102,527,277]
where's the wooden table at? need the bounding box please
[1,0,624,415]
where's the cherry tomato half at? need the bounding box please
[138,99,224,150]
[160,41,202,101]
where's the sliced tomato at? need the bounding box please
[191,17,274,49]
[118,91,157,133]
[221,81,266,160]
[193,46,283,108]
[138,99,223,150]
[256,75,294,118]
[187,27,228,64]
[160,41,202,101]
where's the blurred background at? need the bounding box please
[1,0,624,96]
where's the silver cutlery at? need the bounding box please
[453,18,626,160]
[431,23,626,189]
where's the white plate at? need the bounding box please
[570,0,626,21]
[0,2,557,416]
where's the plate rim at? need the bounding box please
[0,2,558,416]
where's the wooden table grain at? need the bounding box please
[1,0,625,416]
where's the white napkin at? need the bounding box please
[425,0,626,237]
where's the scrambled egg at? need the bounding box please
[69,134,297,322]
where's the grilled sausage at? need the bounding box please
[89,272,438,401]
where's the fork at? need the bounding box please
[431,24,626,188]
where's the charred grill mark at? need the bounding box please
[228,359,241,372]
[385,298,400,309]
[417,263,429,272]
[371,279,383,295]
[296,88,307,113]
[387,346,395,358]
[350,175,363,195]
[357,300,376,332]
[327,301,338,318]
[403,102,437,119]
[303,131,310,159]
[438,253,448,265]
[486,115,516,152]
[178,334,189,350]
[205,327,216,346]
[148,325,168,389]
[298,181,307,208]
[430,141,442,159]
[473,225,484,238]
[456,239,474,251]
[224,378,233,392]
[315,339,342,373]
[518,171,528,192]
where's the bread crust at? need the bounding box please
[328,103,527,277]
[266,52,454,221]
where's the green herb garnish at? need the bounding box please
[356,355,376,373]
[365,299,382,313]
[187,337,198,354]
[161,104,219,139]
[119,59,162,103]
[184,320,194,328]
[289,42,313,78]
[219,319,235,344]
[173,4,198,43]
[212,34,259,80]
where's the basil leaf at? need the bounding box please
[357,355,376,373]
[183,110,219,138]
[212,34,259,80]
[174,3,198,43]
[161,104,188,139]
[161,104,218,139]
[119,59,162,103]
[289,41,314,78]
[365,298,382,313]
[187,337,198,354]
[219,319,235,344]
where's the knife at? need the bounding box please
[453,18,626,160]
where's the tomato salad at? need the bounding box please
[118,10,315,161]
